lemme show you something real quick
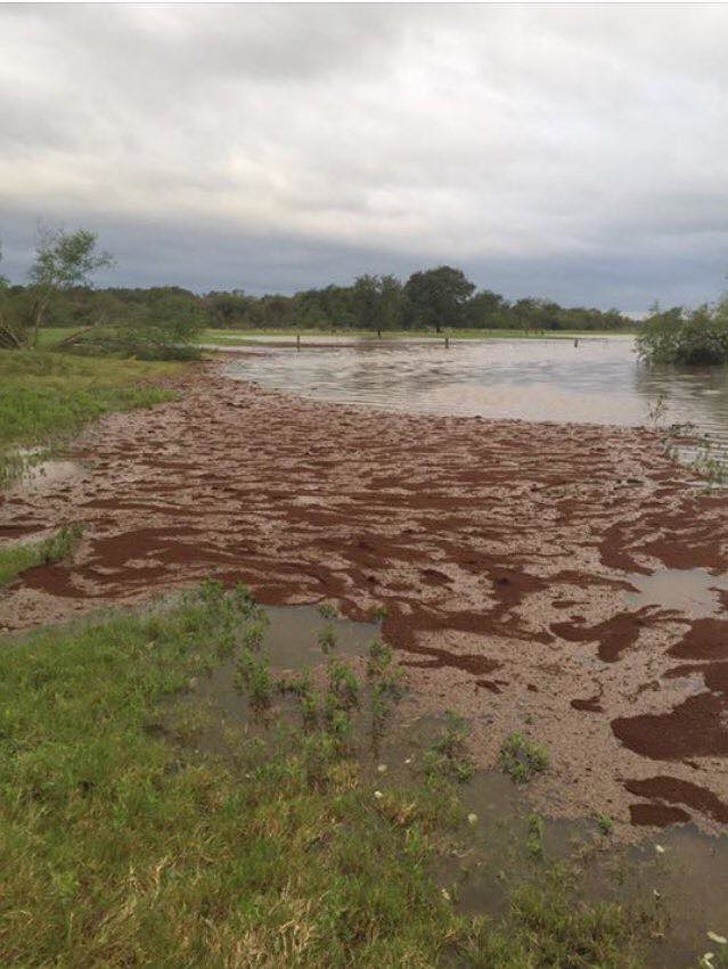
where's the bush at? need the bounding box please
[636,298,728,366]
[58,292,205,361]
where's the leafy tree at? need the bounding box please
[637,299,728,366]
[404,266,475,332]
[466,289,509,329]
[27,227,114,344]
[352,274,380,331]
[0,243,30,348]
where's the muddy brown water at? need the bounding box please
[224,337,728,460]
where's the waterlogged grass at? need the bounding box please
[0,523,83,586]
[0,350,185,486]
[499,732,551,784]
[0,585,657,967]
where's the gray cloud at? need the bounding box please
[1,3,728,311]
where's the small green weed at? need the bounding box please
[526,814,545,861]
[318,623,338,654]
[423,711,475,784]
[597,814,614,836]
[235,648,274,713]
[499,732,550,784]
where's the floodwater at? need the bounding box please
[224,336,728,457]
[186,604,728,969]
[627,568,728,619]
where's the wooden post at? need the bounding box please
[445,336,450,349]
[296,332,301,352]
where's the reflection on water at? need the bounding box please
[627,568,728,618]
[225,337,728,457]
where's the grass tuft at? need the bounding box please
[499,731,550,784]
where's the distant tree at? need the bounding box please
[0,242,31,348]
[404,266,475,332]
[352,274,380,331]
[27,227,114,344]
[466,289,509,329]
[204,290,252,328]
[378,274,404,331]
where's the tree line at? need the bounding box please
[1,230,633,354]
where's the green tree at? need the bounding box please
[352,274,381,332]
[404,266,475,332]
[637,299,728,366]
[27,227,114,344]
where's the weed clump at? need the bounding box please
[424,711,475,784]
[499,732,550,784]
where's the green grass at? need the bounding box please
[499,732,550,784]
[35,327,75,349]
[0,524,83,586]
[202,326,636,345]
[0,586,655,967]
[0,350,186,486]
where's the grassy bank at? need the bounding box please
[0,524,82,586]
[202,327,636,345]
[0,350,186,486]
[0,585,656,967]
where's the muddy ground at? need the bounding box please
[1,361,726,837]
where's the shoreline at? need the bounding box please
[1,362,726,839]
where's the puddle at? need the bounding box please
[190,604,380,729]
[627,568,728,618]
[247,604,379,668]
[177,604,727,969]
[7,450,82,494]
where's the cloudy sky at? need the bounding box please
[1,3,727,313]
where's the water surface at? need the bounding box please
[225,337,728,457]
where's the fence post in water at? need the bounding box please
[296,332,301,352]
[574,338,579,348]
[445,336,450,349]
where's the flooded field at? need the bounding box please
[224,337,728,457]
[188,600,728,969]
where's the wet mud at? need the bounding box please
[0,363,726,836]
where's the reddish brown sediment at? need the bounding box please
[612,693,728,760]
[668,618,727,660]
[551,608,660,663]
[625,776,728,824]
[0,362,726,837]
[629,803,692,826]
[571,692,604,713]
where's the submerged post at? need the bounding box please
[297,332,301,352]
[445,336,450,349]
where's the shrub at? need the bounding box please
[636,298,728,366]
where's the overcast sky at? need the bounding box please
[1,3,727,313]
